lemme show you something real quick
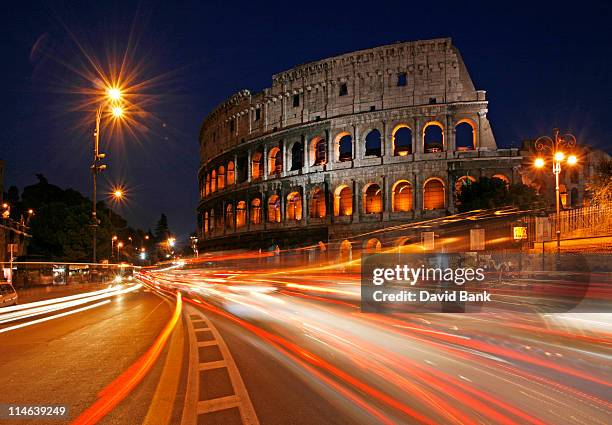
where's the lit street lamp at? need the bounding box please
[117,241,124,262]
[533,128,578,254]
[91,87,125,263]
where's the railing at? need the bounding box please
[550,205,612,238]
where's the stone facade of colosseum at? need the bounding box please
[196,38,522,252]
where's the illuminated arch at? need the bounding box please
[227,161,235,185]
[423,178,446,210]
[310,188,326,218]
[335,132,353,162]
[217,166,226,190]
[492,174,510,187]
[334,185,353,216]
[251,149,263,180]
[364,129,382,157]
[455,175,476,194]
[250,198,262,224]
[204,212,209,233]
[455,119,476,150]
[268,147,282,175]
[392,124,413,156]
[423,121,444,153]
[392,180,413,212]
[286,191,303,221]
[225,204,234,229]
[236,201,246,228]
[267,195,281,223]
[364,238,382,252]
[311,136,327,165]
[363,183,383,214]
[211,170,217,192]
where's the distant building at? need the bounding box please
[196,38,525,252]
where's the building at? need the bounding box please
[196,38,522,252]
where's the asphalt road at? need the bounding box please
[1,263,611,425]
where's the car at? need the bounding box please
[0,282,18,307]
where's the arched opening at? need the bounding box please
[424,178,445,210]
[455,175,476,194]
[424,122,444,153]
[204,212,209,233]
[268,195,281,223]
[492,174,510,187]
[236,201,246,228]
[364,238,382,253]
[286,191,303,221]
[227,161,235,185]
[268,147,282,175]
[365,129,382,157]
[570,187,579,207]
[225,204,234,229]
[334,186,353,216]
[291,142,303,170]
[337,133,353,162]
[205,174,211,196]
[211,170,217,192]
[210,209,215,230]
[455,120,475,151]
[250,198,262,224]
[252,149,263,180]
[339,240,352,263]
[393,125,413,156]
[217,166,226,190]
[364,183,382,214]
[392,180,413,212]
[310,188,326,218]
[312,137,327,165]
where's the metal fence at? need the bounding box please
[550,205,612,238]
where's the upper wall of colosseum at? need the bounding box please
[199,38,483,163]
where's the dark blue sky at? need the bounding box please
[2,0,611,240]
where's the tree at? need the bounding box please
[587,159,612,206]
[154,213,171,242]
[457,177,541,212]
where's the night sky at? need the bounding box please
[2,0,611,241]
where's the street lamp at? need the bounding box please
[111,235,118,261]
[533,128,578,254]
[92,87,125,263]
[117,241,124,262]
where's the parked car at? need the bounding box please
[0,282,18,307]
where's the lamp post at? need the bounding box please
[117,241,124,262]
[111,235,118,261]
[533,128,577,254]
[91,88,124,263]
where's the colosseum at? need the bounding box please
[197,38,522,253]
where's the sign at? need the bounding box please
[421,232,435,250]
[513,226,528,241]
[470,228,485,251]
[535,217,552,242]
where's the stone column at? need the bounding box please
[281,140,287,177]
[383,175,391,220]
[303,135,310,174]
[446,115,456,152]
[477,111,485,150]
[353,125,360,160]
[352,180,360,223]
[383,121,392,159]
[302,183,309,225]
[325,129,332,165]
[263,144,268,180]
[233,153,238,183]
[222,200,227,236]
[262,189,268,230]
[413,172,422,216]
[280,189,286,224]
[247,149,252,182]
[415,119,424,154]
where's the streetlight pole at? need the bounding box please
[534,128,577,255]
[91,105,107,263]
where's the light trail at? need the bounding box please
[0,300,111,334]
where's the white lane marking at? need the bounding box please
[0,300,111,334]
